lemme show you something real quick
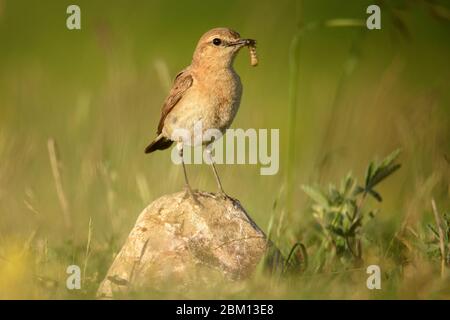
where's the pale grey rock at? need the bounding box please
[97,191,280,298]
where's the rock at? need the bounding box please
[97,191,281,299]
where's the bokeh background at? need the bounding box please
[0,0,449,298]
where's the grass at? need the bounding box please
[0,0,449,299]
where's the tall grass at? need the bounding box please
[0,0,449,299]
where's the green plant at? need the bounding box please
[427,213,450,259]
[301,149,401,267]
[422,200,450,277]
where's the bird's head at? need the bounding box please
[192,27,256,69]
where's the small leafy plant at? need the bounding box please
[300,149,401,267]
[426,212,450,264]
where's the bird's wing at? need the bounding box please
[157,68,193,134]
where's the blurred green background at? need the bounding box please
[0,0,449,298]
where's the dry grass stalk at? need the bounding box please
[431,198,446,278]
[47,138,72,230]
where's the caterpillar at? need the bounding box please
[248,44,258,66]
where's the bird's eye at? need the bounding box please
[212,38,222,46]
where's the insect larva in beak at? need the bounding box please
[249,45,258,66]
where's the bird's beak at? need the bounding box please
[228,39,256,47]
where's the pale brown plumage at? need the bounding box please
[145,70,193,153]
[145,28,255,154]
[157,70,193,134]
[144,27,256,197]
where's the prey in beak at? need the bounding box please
[227,38,256,47]
[227,38,258,66]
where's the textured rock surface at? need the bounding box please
[97,191,277,298]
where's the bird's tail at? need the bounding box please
[145,134,173,154]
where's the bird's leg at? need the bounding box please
[206,147,228,198]
[177,143,197,201]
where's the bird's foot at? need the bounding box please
[183,185,201,205]
[217,190,231,201]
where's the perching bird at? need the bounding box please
[145,27,256,198]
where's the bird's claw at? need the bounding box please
[183,185,201,205]
[217,191,230,200]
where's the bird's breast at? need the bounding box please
[200,70,242,129]
[163,69,242,143]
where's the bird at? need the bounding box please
[145,27,256,199]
